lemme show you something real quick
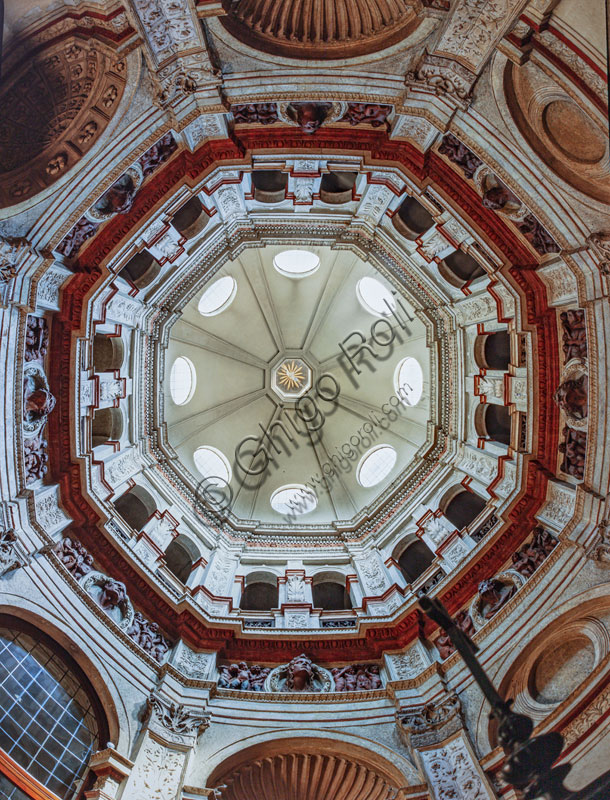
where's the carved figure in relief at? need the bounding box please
[482,183,517,211]
[286,653,316,691]
[92,172,139,217]
[559,426,587,479]
[435,610,475,659]
[340,103,391,128]
[218,662,270,691]
[560,310,587,362]
[55,537,93,580]
[331,664,382,691]
[477,578,516,620]
[138,133,178,178]
[231,103,279,125]
[438,132,482,179]
[55,217,99,259]
[23,383,56,422]
[511,527,557,577]
[25,316,49,362]
[24,434,49,483]
[98,578,129,611]
[554,375,588,419]
[517,213,560,254]
[126,612,171,662]
[286,102,332,134]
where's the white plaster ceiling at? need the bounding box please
[165,245,430,526]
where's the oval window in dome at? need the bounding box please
[270,484,317,516]
[169,356,196,405]
[357,445,397,488]
[193,446,232,486]
[198,276,237,316]
[273,249,320,278]
[394,357,424,406]
[356,276,396,317]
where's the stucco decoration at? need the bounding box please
[554,361,588,429]
[470,571,525,628]
[218,663,270,691]
[266,654,334,693]
[419,733,493,800]
[0,39,127,208]
[127,736,185,800]
[219,0,426,59]
[23,363,55,437]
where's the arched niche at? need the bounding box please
[113,486,156,532]
[118,250,161,289]
[312,578,352,610]
[92,407,123,447]
[475,331,511,370]
[440,486,487,530]
[0,614,109,800]
[438,249,485,287]
[165,534,200,583]
[391,196,434,240]
[395,537,435,584]
[252,170,287,203]
[240,572,279,611]
[93,334,124,372]
[475,403,512,445]
[206,734,416,800]
[171,196,210,239]
[319,171,357,204]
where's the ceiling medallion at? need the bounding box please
[271,357,312,400]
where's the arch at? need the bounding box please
[319,171,357,204]
[92,407,123,447]
[93,334,124,372]
[391,196,434,240]
[438,249,485,287]
[205,732,419,794]
[440,487,487,530]
[476,403,512,445]
[0,614,110,800]
[171,196,210,239]
[113,486,156,532]
[118,250,161,289]
[396,538,435,584]
[312,580,352,610]
[252,170,287,203]
[475,331,511,370]
[240,573,279,611]
[164,534,199,583]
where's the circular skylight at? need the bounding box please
[169,357,196,405]
[356,277,396,317]
[273,249,320,278]
[394,357,424,406]
[198,276,237,316]
[270,484,317,516]
[193,446,232,486]
[357,445,397,487]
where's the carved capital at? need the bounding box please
[407,54,476,105]
[399,693,463,747]
[146,692,210,745]
[0,530,29,577]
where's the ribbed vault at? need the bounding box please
[213,752,401,800]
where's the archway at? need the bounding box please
[118,250,161,289]
[392,196,434,239]
[93,334,124,372]
[440,487,487,530]
[171,196,210,239]
[113,486,156,532]
[240,572,279,611]
[395,537,435,584]
[438,249,485,287]
[319,171,357,204]
[475,332,511,370]
[165,534,200,583]
[92,407,123,447]
[252,170,287,203]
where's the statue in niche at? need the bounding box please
[331,664,382,691]
[435,610,475,659]
[559,426,587,479]
[554,375,588,420]
[55,537,93,580]
[127,612,170,662]
[482,183,518,211]
[286,102,332,134]
[285,574,305,602]
[23,365,56,425]
[438,132,482,179]
[477,578,516,620]
[218,662,270,691]
[25,316,49,362]
[560,310,587,362]
[511,527,557,578]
